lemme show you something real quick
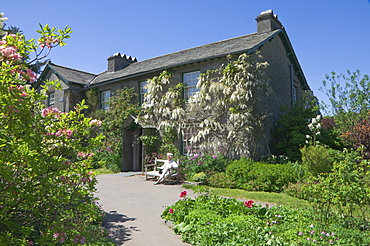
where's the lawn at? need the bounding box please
[183,184,310,208]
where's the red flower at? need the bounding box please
[244,200,254,208]
[180,191,187,197]
[169,208,174,214]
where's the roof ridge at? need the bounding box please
[134,32,259,65]
[49,62,97,76]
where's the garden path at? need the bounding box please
[94,173,193,246]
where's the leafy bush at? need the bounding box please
[191,172,207,182]
[94,148,121,172]
[226,158,303,192]
[181,153,230,180]
[301,149,370,224]
[0,21,114,245]
[207,172,236,188]
[283,181,306,199]
[300,145,342,175]
[162,193,370,245]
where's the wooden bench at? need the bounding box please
[144,158,180,184]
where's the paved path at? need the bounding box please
[94,173,193,246]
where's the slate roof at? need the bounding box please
[89,29,281,86]
[44,62,96,85]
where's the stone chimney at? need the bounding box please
[107,52,137,72]
[256,9,282,34]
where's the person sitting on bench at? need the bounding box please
[154,153,178,185]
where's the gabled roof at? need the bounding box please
[89,29,282,86]
[37,25,309,91]
[37,62,96,87]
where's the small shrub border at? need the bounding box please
[162,192,370,246]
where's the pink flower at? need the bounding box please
[169,208,174,214]
[244,200,254,208]
[90,119,102,126]
[26,69,37,82]
[74,234,86,244]
[77,152,87,158]
[180,191,187,197]
[41,107,60,117]
[65,129,73,138]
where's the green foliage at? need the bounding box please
[139,134,160,157]
[207,172,236,188]
[0,21,113,244]
[343,113,370,158]
[138,70,184,156]
[85,87,100,115]
[191,172,207,182]
[283,181,307,200]
[162,194,370,245]
[159,126,179,155]
[180,153,230,181]
[225,158,304,192]
[300,145,342,176]
[301,149,370,224]
[94,87,140,171]
[320,70,370,142]
[272,91,320,161]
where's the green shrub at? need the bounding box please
[207,172,236,188]
[191,172,207,182]
[300,145,342,175]
[162,193,370,245]
[283,181,306,199]
[181,153,230,180]
[226,158,303,192]
[94,148,121,173]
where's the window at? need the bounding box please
[48,92,55,107]
[292,85,297,102]
[183,71,200,100]
[101,90,111,110]
[140,81,148,104]
[182,125,199,155]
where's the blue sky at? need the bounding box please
[2,0,370,103]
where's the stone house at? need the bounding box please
[37,10,311,171]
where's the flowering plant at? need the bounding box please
[0,15,113,245]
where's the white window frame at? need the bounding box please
[183,71,200,100]
[140,81,148,104]
[48,92,55,107]
[182,125,200,155]
[101,90,111,110]
[292,85,297,102]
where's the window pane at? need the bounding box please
[48,93,55,107]
[140,81,148,104]
[184,71,200,100]
[101,90,110,110]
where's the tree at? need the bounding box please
[272,91,320,161]
[320,70,370,138]
[0,17,112,245]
